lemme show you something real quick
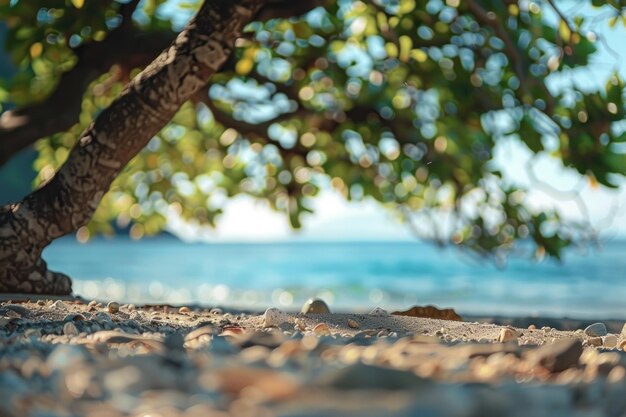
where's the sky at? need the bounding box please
[165,1,626,242]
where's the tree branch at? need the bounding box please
[0,0,327,167]
[255,0,328,21]
[465,0,528,93]
[0,29,175,166]
[192,87,310,158]
[465,0,555,116]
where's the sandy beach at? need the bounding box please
[1,297,626,417]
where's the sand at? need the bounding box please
[1,296,626,417]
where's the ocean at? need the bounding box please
[43,236,626,319]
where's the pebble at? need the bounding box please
[354,330,376,339]
[294,319,306,332]
[313,323,330,336]
[263,308,291,328]
[88,300,98,307]
[531,338,583,372]
[179,306,191,313]
[51,300,68,310]
[603,335,618,349]
[95,312,112,323]
[301,298,330,314]
[107,301,120,314]
[36,300,46,306]
[347,319,359,329]
[584,323,607,337]
[0,304,29,317]
[63,322,79,336]
[164,333,185,351]
[369,307,389,316]
[498,328,518,343]
[184,325,216,342]
[587,337,603,347]
[24,328,41,338]
[318,363,426,390]
[238,330,285,349]
[63,313,85,322]
[46,345,89,371]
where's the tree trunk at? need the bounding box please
[0,0,263,294]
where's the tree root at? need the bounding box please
[0,258,72,295]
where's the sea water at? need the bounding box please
[43,236,626,318]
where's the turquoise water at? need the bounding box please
[43,236,626,318]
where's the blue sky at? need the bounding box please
[164,1,626,242]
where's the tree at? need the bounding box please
[0,0,624,294]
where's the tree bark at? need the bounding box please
[0,0,263,294]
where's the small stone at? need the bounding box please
[237,330,285,349]
[263,308,290,328]
[51,300,68,310]
[36,300,46,306]
[313,323,330,336]
[210,308,223,315]
[164,332,185,351]
[318,363,426,390]
[498,328,518,343]
[63,322,79,336]
[294,319,306,332]
[24,328,41,338]
[47,345,89,371]
[179,306,191,313]
[88,300,98,307]
[584,323,607,337]
[354,330,375,339]
[603,334,618,348]
[588,337,603,346]
[369,307,389,316]
[94,312,112,323]
[531,338,583,372]
[347,319,359,329]
[185,324,217,342]
[63,313,85,322]
[528,324,537,330]
[221,326,244,336]
[301,298,330,314]
[107,301,120,314]
[215,367,298,400]
[0,304,29,317]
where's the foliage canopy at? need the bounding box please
[2,0,626,261]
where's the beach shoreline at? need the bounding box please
[2,291,624,332]
[2,297,626,416]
